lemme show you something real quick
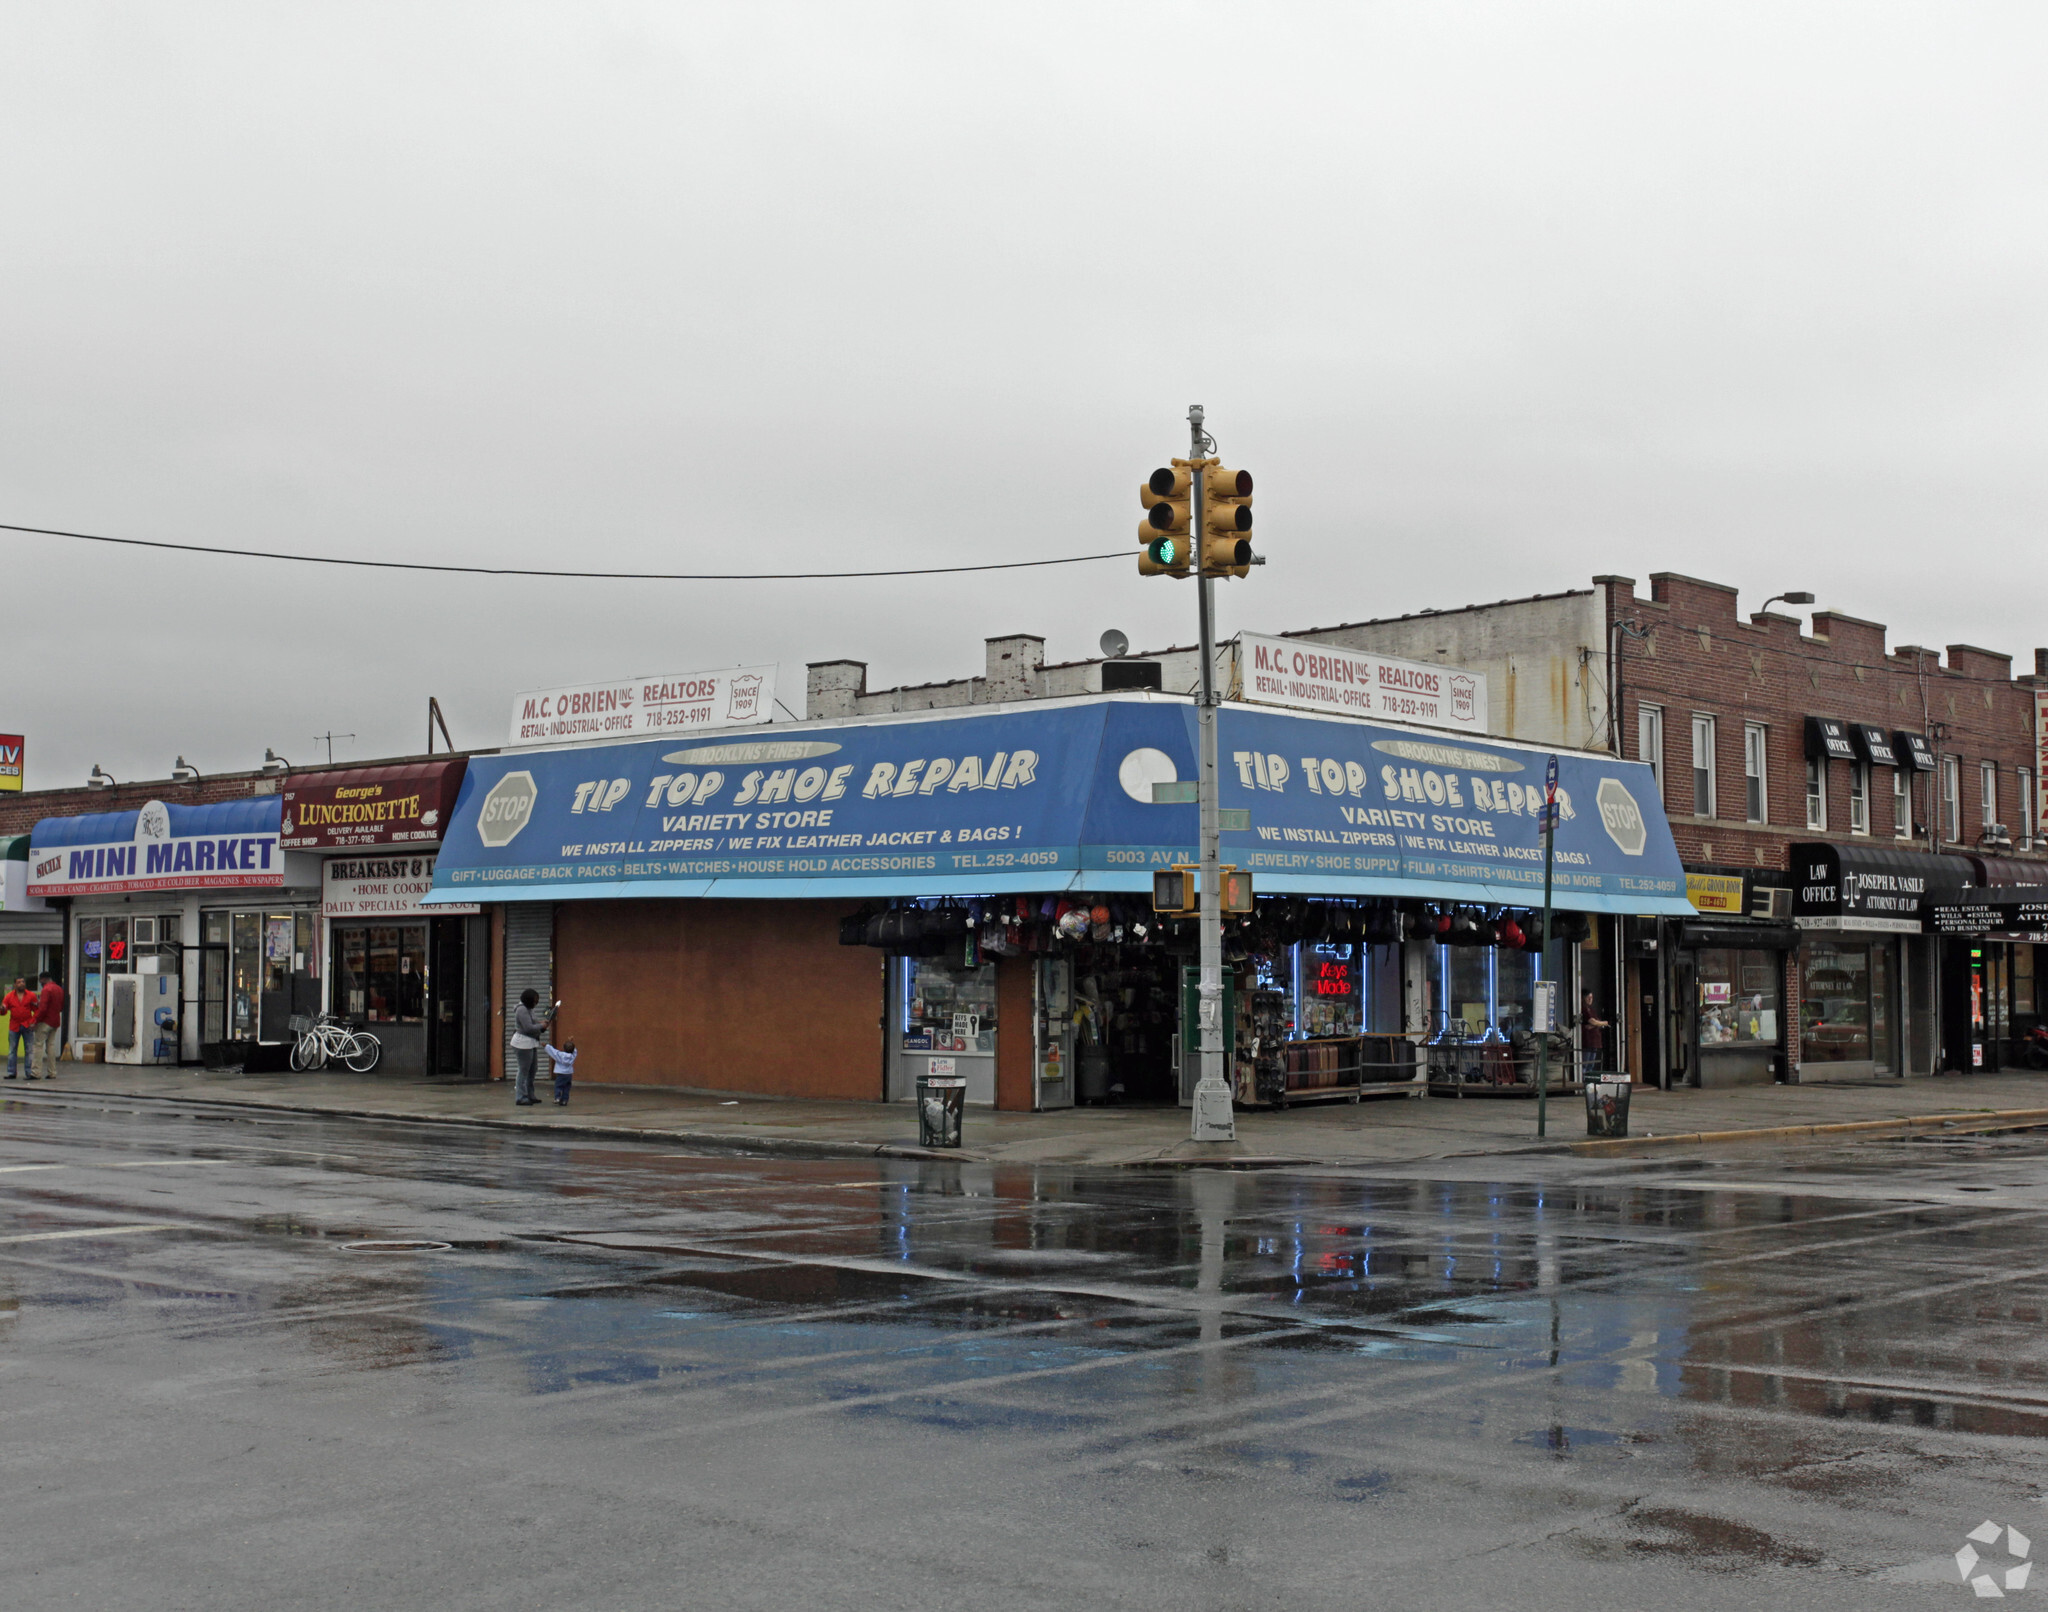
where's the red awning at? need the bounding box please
[280,759,468,852]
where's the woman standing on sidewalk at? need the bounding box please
[510,990,554,1107]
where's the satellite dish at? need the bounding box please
[1099,628,1130,659]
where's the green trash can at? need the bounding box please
[916,1075,966,1148]
[1584,1078,1631,1138]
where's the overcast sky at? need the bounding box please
[4,3,2044,785]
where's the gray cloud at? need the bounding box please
[3,2,2043,785]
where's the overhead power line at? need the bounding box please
[0,521,1128,580]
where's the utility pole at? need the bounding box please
[1187,404,1235,1143]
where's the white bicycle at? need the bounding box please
[289,1013,382,1073]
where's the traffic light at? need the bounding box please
[1200,464,1254,578]
[1219,866,1254,915]
[1152,865,1197,915]
[1138,463,1192,577]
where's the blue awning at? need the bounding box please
[424,696,1696,916]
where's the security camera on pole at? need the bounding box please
[1137,405,1259,1144]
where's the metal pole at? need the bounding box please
[1535,763,1558,1139]
[1189,403,1235,1143]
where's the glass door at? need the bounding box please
[431,918,466,1074]
[1036,957,1074,1110]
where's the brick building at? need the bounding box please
[1597,573,2043,1084]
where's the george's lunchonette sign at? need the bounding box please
[1238,634,1488,736]
[281,760,468,852]
[508,666,777,747]
[324,854,479,920]
[28,797,296,897]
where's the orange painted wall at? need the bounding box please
[552,899,885,1099]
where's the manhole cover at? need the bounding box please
[342,1240,453,1253]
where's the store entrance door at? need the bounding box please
[1035,957,1074,1110]
[195,942,229,1063]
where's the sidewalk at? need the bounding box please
[15,1063,2048,1167]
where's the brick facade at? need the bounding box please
[1598,572,2044,868]
[1599,572,2045,1080]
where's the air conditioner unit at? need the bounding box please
[1750,886,1792,921]
[132,917,158,946]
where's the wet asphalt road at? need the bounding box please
[4,1091,2048,1610]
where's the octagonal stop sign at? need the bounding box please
[477,770,538,848]
[1596,776,1647,856]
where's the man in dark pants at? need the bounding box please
[510,989,553,1106]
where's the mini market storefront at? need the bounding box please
[29,797,321,1065]
[424,696,1693,1107]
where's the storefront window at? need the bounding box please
[231,913,260,1038]
[1801,939,1891,1066]
[1433,943,1544,1039]
[2018,946,2036,1017]
[78,917,104,1038]
[1697,948,1781,1047]
[336,924,427,1024]
[1295,944,1362,1038]
[900,957,997,1053]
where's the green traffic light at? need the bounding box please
[1148,535,1179,566]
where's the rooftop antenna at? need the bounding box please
[1099,628,1130,659]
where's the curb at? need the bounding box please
[1566,1106,2048,1155]
[14,1083,1319,1170]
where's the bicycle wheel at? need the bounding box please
[290,1032,320,1072]
[342,1032,381,1073]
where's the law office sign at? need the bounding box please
[509,666,777,747]
[1238,634,1488,736]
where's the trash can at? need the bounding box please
[916,1075,967,1148]
[1584,1078,1631,1138]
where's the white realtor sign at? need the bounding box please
[1238,633,1489,735]
[324,854,479,919]
[508,665,777,747]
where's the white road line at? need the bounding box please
[0,1164,64,1173]
[0,1224,185,1244]
[102,1159,230,1168]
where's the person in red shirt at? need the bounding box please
[2,976,36,1079]
[33,972,63,1081]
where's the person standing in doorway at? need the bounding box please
[3,977,36,1079]
[1579,991,1609,1080]
[510,989,553,1106]
[33,971,64,1081]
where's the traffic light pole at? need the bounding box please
[1188,404,1236,1144]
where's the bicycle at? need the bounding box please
[289,1012,382,1073]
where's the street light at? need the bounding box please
[1760,591,1815,614]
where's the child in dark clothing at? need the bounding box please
[545,1039,578,1106]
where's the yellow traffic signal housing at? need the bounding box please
[1138,462,1193,577]
[1200,464,1254,578]
[1152,865,1198,915]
